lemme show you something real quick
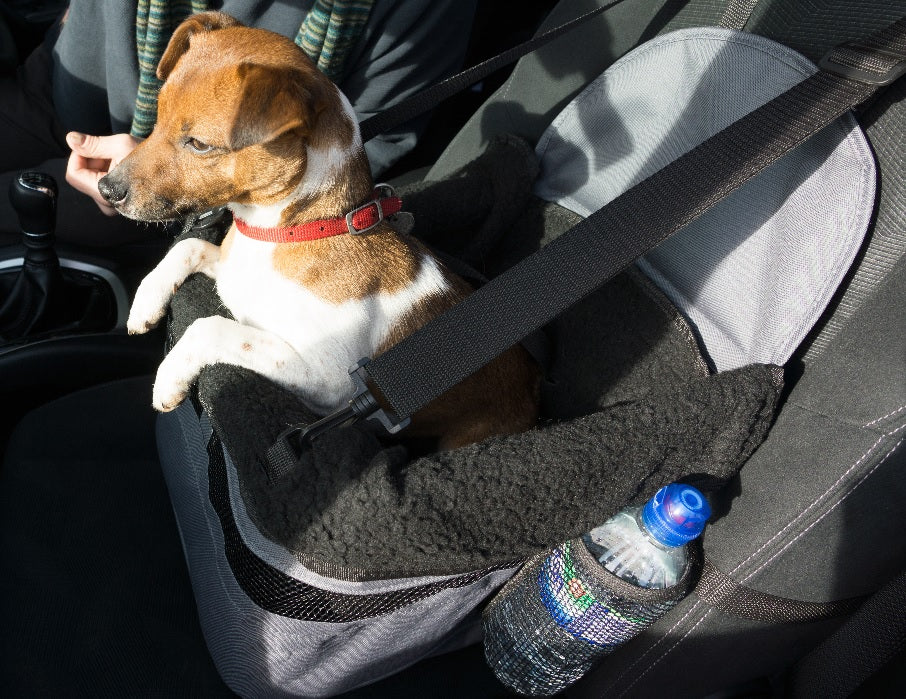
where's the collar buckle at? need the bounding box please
[346,183,396,235]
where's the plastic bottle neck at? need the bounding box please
[634,507,682,550]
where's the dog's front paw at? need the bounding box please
[127,238,222,334]
[149,315,224,411]
[152,380,189,412]
[127,276,174,334]
[152,353,194,411]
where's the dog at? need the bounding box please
[100,12,539,450]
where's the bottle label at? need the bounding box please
[537,541,672,647]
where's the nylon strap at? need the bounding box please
[790,569,906,697]
[358,1,625,143]
[361,18,906,421]
[719,0,762,31]
[695,557,864,624]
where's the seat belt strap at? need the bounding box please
[719,0,762,31]
[362,17,906,422]
[266,18,906,477]
[358,1,626,143]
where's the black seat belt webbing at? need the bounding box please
[719,0,762,31]
[266,18,906,476]
[358,1,625,143]
[363,59,897,420]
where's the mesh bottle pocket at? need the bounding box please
[483,538,699,696]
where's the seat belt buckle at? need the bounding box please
[346,357,412,435]
[819,42,906,86]
[265,358,410,480]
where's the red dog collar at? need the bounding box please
[234,185,402,243]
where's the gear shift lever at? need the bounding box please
[12,171,59,243]
[0,172,64,340]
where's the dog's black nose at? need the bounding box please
[97,175,127,205]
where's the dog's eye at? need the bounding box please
[185,137,214,154]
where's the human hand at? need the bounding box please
[65,132,140,216]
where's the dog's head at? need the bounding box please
[99,12,358,221]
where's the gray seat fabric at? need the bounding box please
[533,27,876,371]
[0,377,231,696]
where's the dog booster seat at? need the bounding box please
[154,14,890,699]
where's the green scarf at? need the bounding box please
[131,0,373,138]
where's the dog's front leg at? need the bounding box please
[152,315,312,411]
[128,237,221,334]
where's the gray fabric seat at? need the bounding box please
[0,377,232,695]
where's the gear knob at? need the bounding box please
[9,171,58,240]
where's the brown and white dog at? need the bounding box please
[102,12,539,450]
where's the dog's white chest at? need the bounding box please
[216,233,365,351]
[213,232,449,413]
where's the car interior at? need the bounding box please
[1,0,905,697]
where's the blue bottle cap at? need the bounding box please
[641,483,711,547]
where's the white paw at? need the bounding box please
[127,237,221,335]
[149,316,226,411]
[127,275,174,334]
[152,350,195,411]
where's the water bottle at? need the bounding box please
[483,483,710,696]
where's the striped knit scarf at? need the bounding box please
[131,0,374,138]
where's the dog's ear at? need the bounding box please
[157,11,242,81]
[229,63,330,150]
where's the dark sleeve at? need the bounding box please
[338,0,478,176]
[51,0,141,135]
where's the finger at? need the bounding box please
[65,148,105,193]
[66,132,139,165]
[65,149,118,216]
[65,131,106,158]
[66,131,98,156]
[69,152,111,177]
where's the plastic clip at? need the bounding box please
[819,42,906,86]
[265,358,410,480]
